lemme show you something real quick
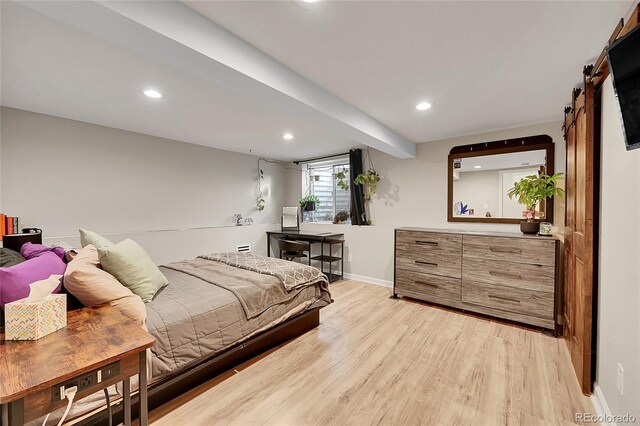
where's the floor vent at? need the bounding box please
[236,244,251,253]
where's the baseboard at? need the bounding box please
[591,382,616,426]
[343,273,393,288]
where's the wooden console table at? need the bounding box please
[266,230,345,282]
[0,305,154,426]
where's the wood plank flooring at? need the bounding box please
[150,280,594,426]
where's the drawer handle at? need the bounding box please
[415,260,438,266]
[489,270,522,279]
[489,247,522,254]
[488,294,521,303]
[415,280,438,288]
[415,240,438,246]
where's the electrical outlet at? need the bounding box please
[79,374,94,389]
[617,363,624,395]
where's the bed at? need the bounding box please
[31,252,332,425]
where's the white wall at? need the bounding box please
[288,121,565,284]
[0,107,285,262]
[596,77,640,420]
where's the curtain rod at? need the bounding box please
[293,152,350,165]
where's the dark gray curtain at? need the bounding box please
[349,149,368,225]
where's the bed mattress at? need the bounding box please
[147,258,331,379]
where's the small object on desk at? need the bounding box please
[538,222,553,236]
[281,206,300,231]
[232,214,243,226]
[5,276,66,341]
[0,305,154,426]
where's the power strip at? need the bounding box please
[51,361,120,402]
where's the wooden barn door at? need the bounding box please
[563,79,595,395]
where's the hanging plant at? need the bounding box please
[336,168,349,191]
[354,169,380,201]
[256,167,265,211]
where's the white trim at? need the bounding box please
[343,273,393,288]
[591,382,616,426]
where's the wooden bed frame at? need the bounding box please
[76,307,322,425]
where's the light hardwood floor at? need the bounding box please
[150,280,594,426]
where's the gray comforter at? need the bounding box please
[146,255,331,379]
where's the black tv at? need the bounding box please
[606,26,640,151]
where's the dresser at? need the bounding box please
[393,227,559,329]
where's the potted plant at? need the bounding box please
[333,210,350,224]
[507,172,564,234]
[299,195,320,212]
[354,169,381,201]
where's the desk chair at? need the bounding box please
[277,239,311,265]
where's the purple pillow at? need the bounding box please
[20,242,65,262]
[0,251,65,308]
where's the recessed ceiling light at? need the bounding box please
[474,165,482,169]
[144,89,162,99]
[302,0,319,3]
[282,133,294,141]
[416,101,432,111]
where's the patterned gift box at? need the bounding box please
[5,294,67,340]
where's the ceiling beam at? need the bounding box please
[22,1,416,159]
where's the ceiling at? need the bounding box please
[0,1,358,161]
[187,0,633,142]
[1,1,634,161]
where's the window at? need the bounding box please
[302,156,351,224]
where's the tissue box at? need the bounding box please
[5,294,67,340]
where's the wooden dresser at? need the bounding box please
[393,227,559,329]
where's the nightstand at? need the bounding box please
[0,305,154,426]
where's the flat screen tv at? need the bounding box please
[606,26,640,151]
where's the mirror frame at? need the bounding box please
[447,135,555,224]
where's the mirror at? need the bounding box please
[282,206,300,231]
[447,137,554,224]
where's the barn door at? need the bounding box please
[563,77,596,395]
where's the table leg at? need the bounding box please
[123,378,131,426]
[320,242,325,274]
[341,241,344,280]
[328,242,333,281]
[267,235,271,258]
[1,400,24,426]
[139,351,148,426]
[308,241,311,266]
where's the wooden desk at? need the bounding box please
[0,306,154,426]
[266,230,345,282]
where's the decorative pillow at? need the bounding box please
[97,239,168,303]
[79,229,113,249]
[0,248,25,268]
[0,251,65,308]
[64,245,146,328]
[20,242,66,262]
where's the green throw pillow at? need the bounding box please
[79,229,114,249]
[97,239,168,302]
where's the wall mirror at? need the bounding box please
[282,206,300,231]
[447,135,555,224]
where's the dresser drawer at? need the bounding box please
[462,258,555,293]
[462,235,555,266]
[396,230,462,256]
[396,269,461,301]
[462,281,554,320]
[396,251,461,278]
